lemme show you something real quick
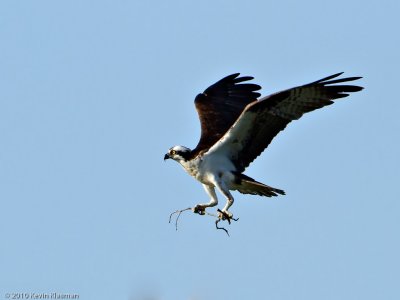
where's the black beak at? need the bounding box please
[164,153,170,161]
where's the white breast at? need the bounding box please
[180,153,236,186]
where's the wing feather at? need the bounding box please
[191,73,261,157]
[206,73,363,172]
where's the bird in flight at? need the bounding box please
[164,72,363,223]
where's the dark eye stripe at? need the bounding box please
[176,150,190,160]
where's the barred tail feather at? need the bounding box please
[233,172,285,197]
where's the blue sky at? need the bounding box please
[1,0,399,299]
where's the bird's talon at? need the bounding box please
[217,209,236,224]
[193,205,206,215]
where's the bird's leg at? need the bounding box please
[218,201,238,224]
[221,197,234,217]
[193,184,218,215]
[215,183,239,223]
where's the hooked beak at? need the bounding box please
[164,153,170,161]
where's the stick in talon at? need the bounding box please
[193,205,206,215]
[169,206,220,232]
[169,207,236,236]
[217,209,239,224]
[215,219,230,237]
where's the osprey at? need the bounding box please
[164,73,363,221]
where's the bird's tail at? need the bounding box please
[233,173,285,197]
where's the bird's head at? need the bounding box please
[164,145,192,163]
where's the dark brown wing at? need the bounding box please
[206,72,363,172]
[191,73,261,156]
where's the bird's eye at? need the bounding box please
[171,150,176,155]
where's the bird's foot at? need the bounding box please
[193,205,206,215]
[169,206,239,236]
[214,209,239,236]
[217,209,239,225]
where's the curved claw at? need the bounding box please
[217,209,239,224]
[193,205,206,215]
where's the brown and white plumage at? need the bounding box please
[207,72,363,172]
[192,74,261,157]
[164,72,363,220]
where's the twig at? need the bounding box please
[214,210,239,236]
[215,219,230,236]
[169,207,239,235]
[217,209,239,224]
[169,207,191,231]
[205,211,219,218]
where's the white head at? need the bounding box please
[164,145,192,163]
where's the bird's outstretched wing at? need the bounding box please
[206,72,363,172]
[191,73,261,157]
